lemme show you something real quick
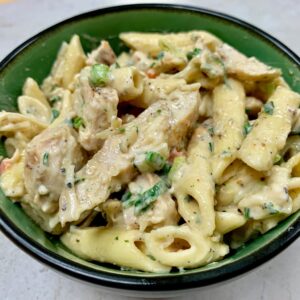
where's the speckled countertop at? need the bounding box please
[0,0,299,299]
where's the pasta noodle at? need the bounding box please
[0,30,299,273]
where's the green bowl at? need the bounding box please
[0,4,299,295]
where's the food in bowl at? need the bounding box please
[1,30,300,273]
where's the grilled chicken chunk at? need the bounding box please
[59,92,200,225]
[86,40,116,66]
[24,124,86,214]
[73,67,119,152]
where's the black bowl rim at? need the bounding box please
[0,3,300,292]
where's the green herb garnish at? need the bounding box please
[72,116,85,129]
[122,180,169,214]
[51,109,60,122]
[121,191,132,203]
[145,151,166,171]
[209,142,214,152]
[263,202,279,215]
[186,48,201,60]
[156,51,165,60]
[243,121,253,135]
[42,152,49,166]
[244,207,251,219]
[147,255,156,261]
[263,101,274,115]
[90,64,110,86]
[118,127,125,134]
[150,62,156,68]
[274,154,283,165]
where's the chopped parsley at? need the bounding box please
[150,62,156,68]
[263,101,274,115]
[244,207,251,219]
[42,152,49,166]
[72,116,85,129]
[209,142,214,152]
[156,51,165,60]
[90,64,110,86]
[186,48,201,60]
[51,109,60,122]
[263,202,279,215]
[122,180,169,214]
[115,236,119,241]
[243,121,253,135]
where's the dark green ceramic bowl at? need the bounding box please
[0,4,300,295]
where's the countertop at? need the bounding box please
[0,0,299,299]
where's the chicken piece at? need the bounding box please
[122,174,179,231]
[86,40,116,66]
[59,133,136,225]
[73,67,119,152]
[24,124,86,215]
[217,43,281,81]
[130,86,201,171]
[59,92,200,225]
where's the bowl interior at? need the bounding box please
[0,4,300,284]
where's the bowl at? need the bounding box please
[0,3,299,297]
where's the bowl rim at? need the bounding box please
[0,3,300,292]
